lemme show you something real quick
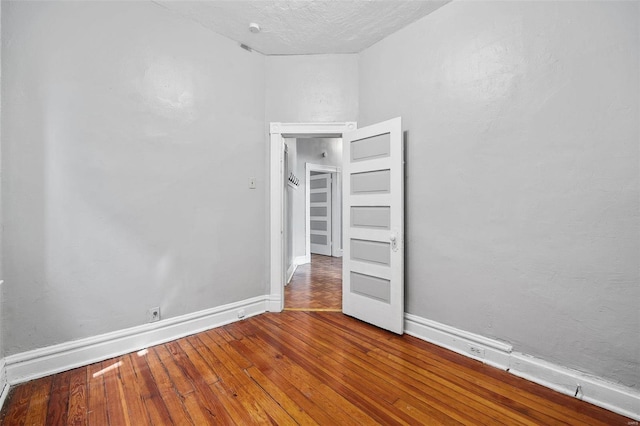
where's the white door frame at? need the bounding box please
[269,122,357,312]
[306,164,342,263]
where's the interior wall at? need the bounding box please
[2,1,266,355]
[359,1,639,388]
[294,138,342,259]
[265,54,358,123]
[284,138,297,275]
[0,0,4,363]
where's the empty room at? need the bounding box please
[0,0,638,424]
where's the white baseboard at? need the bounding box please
[5,296,268,385]
[266,294,283,313]
[294,255,309,266]
[0,281,8,411]
[404,313,513,370]
[286,263,298,284]
[404,313,640,421]
[510,353,640,421]
[0,358,9,411]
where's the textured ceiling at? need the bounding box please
[153,1,451,55]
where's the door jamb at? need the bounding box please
[268,122,356,312]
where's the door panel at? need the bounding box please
[351,133,391,162]
[350,272,390,303]
[351,206,390,229]
[350,240,391,265]
[310,206,328,217]
[310,192,327,203]
[343,117,404,334]
[310,173,332,256]
[351,170,391,194]
[310,220,328,231]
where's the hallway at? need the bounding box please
[284,255,342,311]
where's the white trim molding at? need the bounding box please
[0,358,9,411]
[266,294,282,313]
[405,313,513,370]
[5,296,268,385]
[270,122,356,138]
[286,263,297,284]
[510,353,640,421]
[294,255,308,266]
[0,281,7,410]
[405,313,640,421]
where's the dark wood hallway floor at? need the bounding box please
[0,311,632,425]
[284,254,341,311]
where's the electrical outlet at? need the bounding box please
[147,307,161,323]
[467,344,485,359]
[237,309,246,319]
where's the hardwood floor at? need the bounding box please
[285,254,341,311]
[0,311,633,425]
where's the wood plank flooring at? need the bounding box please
[0,311,633,425]
[285,254,341,311]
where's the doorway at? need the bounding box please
[271,118,405,334]
[306,163,342,260]
[309,171,333,256]
[284,139,343,310]
[268,122,356,313]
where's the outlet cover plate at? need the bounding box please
[467,344,486,359]
[147,307,161,323]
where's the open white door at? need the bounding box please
[342,117,404,334]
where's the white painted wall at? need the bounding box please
[265,54,358,122]
[293,138,342,259]
[2,1,266,355]
[0,0,4,367]
[359,1,639,388]
[284,138,297,276]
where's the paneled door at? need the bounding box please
[309,173,332,256]
[342,117,404,334]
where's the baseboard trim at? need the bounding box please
[266,294,283,312]
[0,281,8,411]
[0,358,9,411]
[294,255,309,266]
[5,296,268,385]
[510,352,640,421]
[404,313,640,421]
[286,263,298,284]
[404,313,513,370]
